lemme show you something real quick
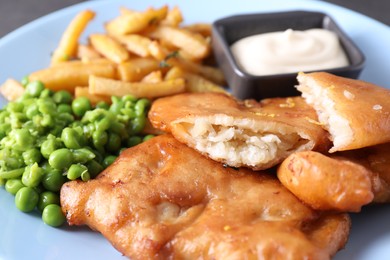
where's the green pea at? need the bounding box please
[22,163,44,188]
[41,114,54,127]
[15,187,39,212]
[95,117,112,132]
[95,101,110,110]
[67,164,88,180]
[41,136,63,159]
[42,169,66,192]
[57,112,75,125]
[33,184,45,194]
[72,148,96,163]
[13,128,34,150]
[0,178,5,187]
[109,100,124,115]
[25,103,40,119]
[37,99,56,115]
[48,148,74,170]
[120,108,136,119]
[0,108,10,123]
[81,170,90,181]
[5,179,25,195]
[39,89,53,98]
[0,168,25,179]
[134,98,150,116]
[128,116,146,135]
[61,127,85,149]
[72,97,91,117]
[38,191,60,212]
[127,136,142,147]
[86,160,103,178]
[21,75,29,87]
[6,102,24,113]
[42,204,66,227]
[117,114,130,124]
[53,90,72,104]
[57,103,73,114]
[143,134,155,142]
[9,112,25,128]
[92,130,108,150]
[83,123,95,137]
[122,95,137,103]
[102,155,117,168]
[109,121,127,138]
[22,148,42,165]
[0,123,11,137]
[26,81,45,97]
[1,149,24,170]
[106,132,121,153]
[32,114,43,127]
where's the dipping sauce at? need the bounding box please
[231,29,349,76]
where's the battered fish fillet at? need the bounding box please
[148,93,330,170]
[61,135,349,260]
[277,142,390,212]
[297,72,390,152]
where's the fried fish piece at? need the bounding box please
[277,143,390,212]
[148,93,330,170]
[61,135,349,259]
[296,72,390,152]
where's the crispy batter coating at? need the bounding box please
[277,151,374,212]
[149,93,330,170]
[61,135,349,259]
[277,143,390,212]
[297,72,390,152]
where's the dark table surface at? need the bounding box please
[0,0,389,38]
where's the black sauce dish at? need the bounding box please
[211,11,365,100]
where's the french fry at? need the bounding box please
[183,23,212,38]
[149,25,210,60]
[89,34,130,63]
[105,6,168,35]
[149,41,225,85]
[50,59,114,68]
[174,57,226,85]
[182,72,228,94]
[141,71,163,83]
[89,75,185,98]
[148,41,168,60]
[164,66,185,80]
[158,38,179,52]
[0,78,25,101]
[112,34,152,57]
[77,44,102,60]
[74,87,111,105]
[117,58,160,82]
[119,7,136,16]
[144,5,169,25]
[29,62,116,93]
[51,10,95,64]
[160,6,183,27]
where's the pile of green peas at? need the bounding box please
[0,79,153,227]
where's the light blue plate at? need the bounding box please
[1,0,390,259]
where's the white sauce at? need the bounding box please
[231,29,349,76]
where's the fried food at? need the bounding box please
[277,142,390,212]
[277,151,375,212]
[296,72,390,152]
[339,142,390,203]
[61,135,350,259]
[148,93,330,170]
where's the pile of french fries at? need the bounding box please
[1,6,228,103]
